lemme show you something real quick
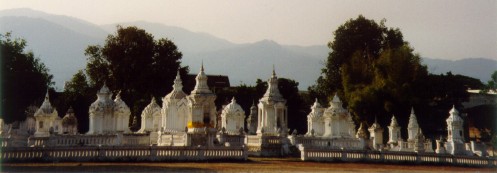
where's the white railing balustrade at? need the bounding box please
[0,146,247,162]
[300,147,496,167]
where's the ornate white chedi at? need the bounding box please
[388,115,401,146]
[34,91,62,137]
[187,64,217,133]
[221,98,245,134]
[321,94,356,138]
[62,107,78,135]
[407,107,420,142]
[246,102,258,135]
[306,99,324,136]
[368,117,384,150]
[88,83,130,134]
[113,92,131,133]
[445,105,466,155]
[162,71,189,132]
[356,123,368,139]
[24,106,37,135]
[446,105,464,143]
[139,97,162,133]
[256,68,288,135]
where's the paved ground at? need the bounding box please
[2,157,496,172]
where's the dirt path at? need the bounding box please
[2,157,495,172]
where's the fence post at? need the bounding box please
[416,153,421,164]
[341,148,347,161]
[243,145,248,160]
[42,147,50,162]
[98,146,105,161]
[379,151,385,162]
[198,147,205,161]
[150,146,157,161]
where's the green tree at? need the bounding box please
[77,26,187,128]
[1,32,53,123]
[483,71,497,93]
[309,15,404,101]
[59,70,93,133]
[309,16,426,127]
[64,70,90,100]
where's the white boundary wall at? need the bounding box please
[300,146,496,167]
[1,146,247,162]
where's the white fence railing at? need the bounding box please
[292,136,364,150]
[1,146,247,162]
[300,147,496,167]
[27,134,150,147]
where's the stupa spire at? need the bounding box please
[262,66,283,101]
[173,71,183,91]
[191,61,212,94]
[272,64,276,77]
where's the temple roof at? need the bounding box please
[311,98,322,110]
[142,97,161,117]
[222,97,245,115]
[389,115,400,127]
[408,107,419,128]
[90,83,115,114]
[324,94,347,115]
[99,82,110,94]
[35,91,57,116]
[260,66,285,102]
[62,107,78,126]
[356,123,368,139]
[165,71,187,100]
[113,91,130,113]
[190,62,214,95]
[369,117,383,130]
[447,105,463,122]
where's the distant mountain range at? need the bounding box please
[1,8,495,90]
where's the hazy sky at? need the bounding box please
[1,0,496,60]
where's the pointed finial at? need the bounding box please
[272,64,276,76]
[450,104,459,114]
[45,89,50,100]
[231,97,236,103]
[116,90,122,99]
[201,60,204,72]
[332,93,340,102]
[411,107,415,114]
[176,70,181,79]
[67,106,74,113]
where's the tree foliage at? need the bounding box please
[1,32,53,123]
[308,15,490,139]
[483,71,497,93]
[64,26,187,131]
[58,70,93,133]
[309,15,405,100]
[309,16,426,127]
